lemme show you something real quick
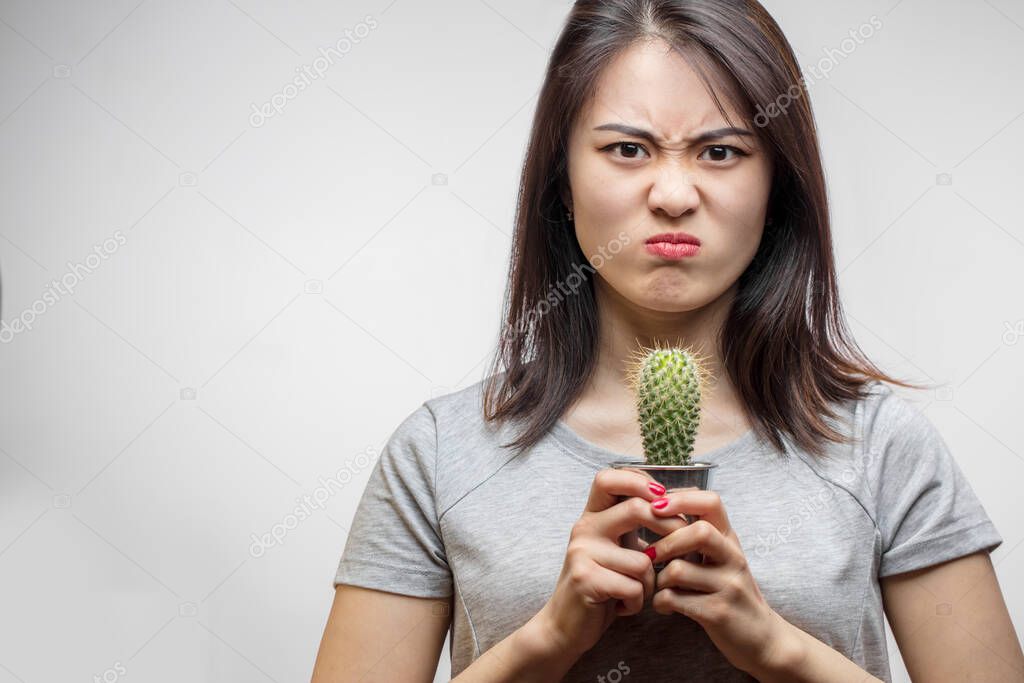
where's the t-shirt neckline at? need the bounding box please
[549,418,758,467]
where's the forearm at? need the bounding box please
[450,612,582,683]
[751,618,884,683]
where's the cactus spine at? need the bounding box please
[626,344,711,466]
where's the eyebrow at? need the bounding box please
[592,123,753,146]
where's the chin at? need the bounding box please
[632,292,706,314]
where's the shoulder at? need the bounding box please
[856,379,932,446]
[423,377,489,427]
[421,374,527,516]
[387,375,505,455]
[851,379,948,463]
[422,375,507,447]
[780,380,932,510]
[854,380,952,484]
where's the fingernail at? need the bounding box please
[643,546,657,562]
[647,481,666,496]
[651,497,669,509]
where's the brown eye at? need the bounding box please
[602,142,650,160]
[699,145,747,162]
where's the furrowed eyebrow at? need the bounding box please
[592,123,753,146]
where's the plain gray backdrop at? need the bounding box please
[0,0,1022,681]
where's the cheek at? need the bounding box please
[571,163,638,251]
[710,168,770,227]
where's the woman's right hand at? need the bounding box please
[534,467,690,657]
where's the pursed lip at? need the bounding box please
[645,232,701,246]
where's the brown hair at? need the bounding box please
[482,0,932,458]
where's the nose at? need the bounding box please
[648,166,700,218]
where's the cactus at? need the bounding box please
[625,343,712,466]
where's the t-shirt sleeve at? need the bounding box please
[866,390,1003,578]
[334,402,453,598]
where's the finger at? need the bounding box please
[585,467,666,513]
[587,541,656,602]
[619,528,641,551]
[591,495,690,541]
[652,586,710,620]
[585,561,647,616]
[655,557,720,593]
[622,523,691,551]
[648,519,733,565]
[650,489,732,537]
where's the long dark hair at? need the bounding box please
[482,0,931,459]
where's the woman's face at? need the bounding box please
[564,39,774,314]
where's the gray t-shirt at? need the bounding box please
[334,377,1002,681]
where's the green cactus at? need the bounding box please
[626,344,710,466]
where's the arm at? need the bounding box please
[750,615,885,683]
[880,550,1024,681]
[754,550,1024,683]
[312,584,585,683]
[311,584,451,682]
[450,606,585,683]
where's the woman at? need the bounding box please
[313,1,1021,681]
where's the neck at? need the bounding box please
[577,277,744,429]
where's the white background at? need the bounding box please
[0,0,1021,681]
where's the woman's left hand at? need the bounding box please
[643,488,795,677]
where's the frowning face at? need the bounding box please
[564,38,774,314]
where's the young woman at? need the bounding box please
[313,1,1022,681]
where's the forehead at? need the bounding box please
[580,39,748,136]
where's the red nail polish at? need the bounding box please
[648,481,666,496]
[644,546,657,562]
[651,497,669,509]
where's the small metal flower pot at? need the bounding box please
[609,461,718,570]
